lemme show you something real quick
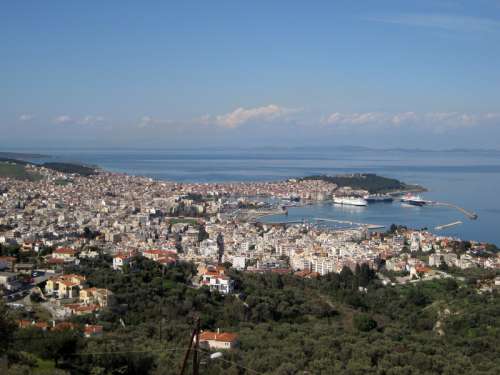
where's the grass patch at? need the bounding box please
[33,357,57,374]
[54,178,72,186]
[0,162,42,181]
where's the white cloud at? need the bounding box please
[368,14,500,33]
[323,112,386,126]
[391,112,417,126]
[19,113,34,121]
[78,115,105,125]
[53,115,105,126]
[54,115,74,125]
[138,115,175,128]
[323,111,500,131]
[485,113,500,120]
[203,104,300,128]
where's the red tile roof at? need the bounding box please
[84,324,103,335]
[199,331,238,343]
[54,247,76,255]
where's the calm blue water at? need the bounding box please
[18,148,500,245]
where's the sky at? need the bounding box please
[1,0,500,150]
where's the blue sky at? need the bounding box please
[2,0,500,149]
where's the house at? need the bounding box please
[79,287,113,308]
[51,247,77,263]
[232,256,246,270]
[45,274,86,299]
[198,329,239,350]
[428,253,442,267]
[142,249,177,265]
[17,320,49,331]
[410,265,431,279]
[200,267,234,295]
[84,324,103,338]
[0,272,21,291]
[52,321,77,331]
[66,303,99,316]
[14,262,35,275]
[113,252,135,270]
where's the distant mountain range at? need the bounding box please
[0,151,48,160]
[2,146,500,154]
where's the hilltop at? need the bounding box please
[2,257,500,374]
[0,157,97,180]
[301,173,425,194]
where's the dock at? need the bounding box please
[434,221,463,231]
[313,217,384,230]
[426,201,478,220]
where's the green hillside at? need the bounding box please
[0,161,41,181]
[41,162,96,176]
[302,173,424,193]
[3,257,500,374]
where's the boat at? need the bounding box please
[364,194,394,203]
[400,194,426,206]
[333,196,368,206]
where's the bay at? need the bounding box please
[19,147,500,245]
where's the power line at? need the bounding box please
[72,346,264,374]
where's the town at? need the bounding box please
[2,165,499,324]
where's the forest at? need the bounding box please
[302,174,423,194]
[2,256,500,374]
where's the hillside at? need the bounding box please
[41,162,96,176]
[0,161,41,181]
[302,173,424,193]
[0,157,97,179]
[3,257,500,374]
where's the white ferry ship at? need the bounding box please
[400,194,426,206]
[333,196,368,206]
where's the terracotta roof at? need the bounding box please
[199,331,238,343]
[59,280,79,287]
[18,320,33,328]
[114,252,135,259]
[84,324,103,335]
[157,257,176,265]
[34,321,49,329]
[47,258,65,264]
[53,322,76,331]
[61,274,86,282]
[54,248,76,255]
[67,303,99,313]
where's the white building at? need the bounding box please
[198,330,239,350]
[232,256,246,270]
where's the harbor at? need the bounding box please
[259,194,483,241]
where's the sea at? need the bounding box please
[16,147,500,245]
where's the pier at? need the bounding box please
[426,201,478,220]
[314,217,385,230]
[434,221,463,231]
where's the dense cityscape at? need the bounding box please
[1,161,500,373]
[2,1,500,374]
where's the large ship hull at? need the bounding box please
[333,196,368,206]
[364,194,394,203]
[400,194,426,206]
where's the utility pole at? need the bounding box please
[179,317,200,375]
[192,318,200,375]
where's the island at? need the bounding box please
[301,173,425,194]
